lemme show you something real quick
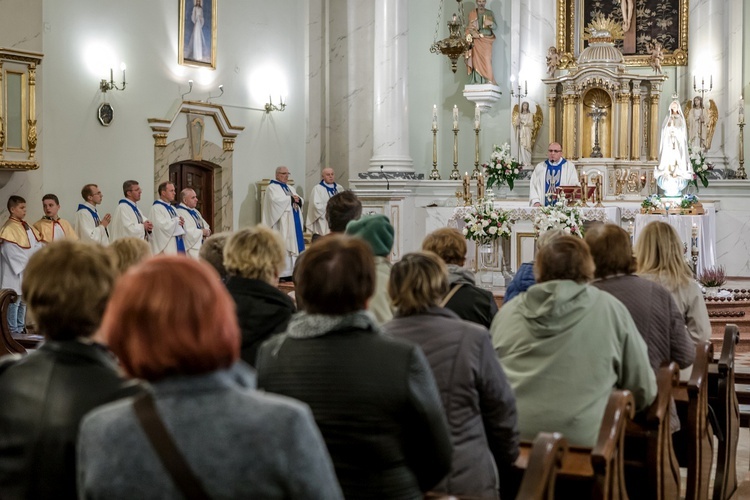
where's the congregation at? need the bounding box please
[0,173,713,499]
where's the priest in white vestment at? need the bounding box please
[149,182,186,255]
[110,180,153,241]
[176,188,211,259]
[529,142,579,206]
[306,167,343,237]
[75,184,111,245]
[262,166,305,277]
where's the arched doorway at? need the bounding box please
[169,161,215,230]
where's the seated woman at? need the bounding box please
[635,221,711,346]
[585,224,694,431]
[421,228,497,327]
[383,252,519,500]
[256,235,452,499]
[223,225,296,367]
[77,256,342,499]
[503,228,564,303]
[491,235,656,447]
[0,241,142,500]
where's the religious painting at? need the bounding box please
[178,0,217,69]
[556,0,688,68]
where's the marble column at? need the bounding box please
[368,0,413,172]
[688,0,727,168]
[649,83,661,161]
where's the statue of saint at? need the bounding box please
[464,0,497,85]
[655,99,693,197]
[648,41,664,74]
[512,102,543,166]
[546,47,560,77]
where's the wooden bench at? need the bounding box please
[0,289,26,356]
[673,341,714,500]
[515,432,568,500]
[512,390,635,500]
[623,363,680,500]
[708,324,740,499]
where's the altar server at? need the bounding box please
[33,194,78,242]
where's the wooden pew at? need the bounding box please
[513,390,635,500]
[708,324,740,500]
[0,289,26,356]
[673,341,714,500]
[623,363,680,500]
[515,432,568,500]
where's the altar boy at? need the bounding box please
[0,196,43,334]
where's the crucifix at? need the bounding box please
[620,0,635,53]
[588,105,607,158]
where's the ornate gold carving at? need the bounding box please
[153,133,168,147]
[0,160,38,170]
[583,14,625,41]
[27,119,37,159]
[223,138,235,151]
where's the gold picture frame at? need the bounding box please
[178,0,217,70]
[556,0,688,69]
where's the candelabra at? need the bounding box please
[738,121,747,179]
[429,126,441,180]
[100,64,127,93]
[693,76,712,151]
[510,78,528,162]
[472,127,482,179]
[450,124,460,180]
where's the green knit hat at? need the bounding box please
[345,214,394,256]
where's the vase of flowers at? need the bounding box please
[483,143,521,194]
[699,265,726,296]
[533,201,584,238]
[463,203,512,289]
[689,146,711,189]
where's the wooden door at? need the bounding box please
[168,162,214,230]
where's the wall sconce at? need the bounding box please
[264,95,286,113]
[100,63,126,93]
[181,80,194,100]
[206,85,224,103]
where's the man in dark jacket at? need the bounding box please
[422,228,497,327]
[0,240,141,500]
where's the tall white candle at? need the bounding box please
[453,105,459,130]
[474,104,480,130]
[740,95,745,125]
[432,104,438,131]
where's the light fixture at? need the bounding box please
[100,63,126,93]
[264,95,286,113]
[429,0,470,74]
[181,80,194,100]
[206,84,224,103]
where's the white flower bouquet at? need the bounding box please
[462,203,512,243]
[689,147,710,189]
[533,203,584,238]
[483,143,521,190]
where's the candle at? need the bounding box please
[120,62,126,84]
[474,104,480,130]
[740,95,745,125]
[524,80,528,95]
[453,105,459,130]
[110,67,114,83]
[692,223,699,252]
[628,221,634,237]
[463,172,470,198]
[432,104,438,131]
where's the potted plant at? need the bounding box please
[698,265,726,296]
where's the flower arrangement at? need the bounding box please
[483,143,521,190]
[462,203,512,243]
[641,194,663,211]
[689,147,711,189]
[698,265,726,288]
[533,202,584,238]
[680,193,699,209]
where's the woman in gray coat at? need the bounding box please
[77,256,342,500]
[383,252,520,500]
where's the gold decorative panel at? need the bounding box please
[0,48,42,170]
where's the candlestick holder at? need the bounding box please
[429,128,441,180]
[579,174,589,207]
[472,127,481,179]
[594,175,605,207]
[738,122,747,179]
[449,127,460,180]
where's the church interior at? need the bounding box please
[3,0,750,497]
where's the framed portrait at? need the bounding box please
[178,0,217,69]
[556,0,688,68]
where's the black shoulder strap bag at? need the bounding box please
[132,393,212,500]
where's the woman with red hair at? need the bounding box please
[77,256,342,499]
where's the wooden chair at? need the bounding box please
[624,363,681,500]
[0,289,25,356]
[513,390,635,500]
[673,341,714,500]
[515,432,568,500]
[708,324,739,500]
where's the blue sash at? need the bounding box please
[154,201,186,254]
[183,207,203,229]
[119,199,144,224]
[77,204,100,225]
[544,159,566,206]
[320,180,338,197]
[270,180,305,252]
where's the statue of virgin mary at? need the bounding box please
[655,97,693,197]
